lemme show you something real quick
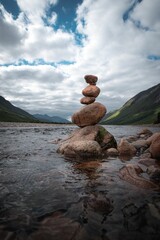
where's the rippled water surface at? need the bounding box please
[0,123,160,240]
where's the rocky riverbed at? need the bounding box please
[0,122,160,240]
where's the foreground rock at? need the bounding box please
[57,125,117,158]
[149,133,160,159]
[72,102,106,127]
[119,164,158,189]
[118,138,137,156]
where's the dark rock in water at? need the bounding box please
[72,102,106,127]
[119,164,158,189]
[149,169,160,183]
[57,125,117,158]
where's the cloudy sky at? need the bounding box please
[0,0,160,119]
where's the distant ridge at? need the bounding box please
[0,96,37,122]
[102,83,160,125]
[33,114,70,124]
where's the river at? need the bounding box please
[0,123,160,240]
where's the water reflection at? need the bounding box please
[0,124,160,240]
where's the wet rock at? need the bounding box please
[105,148,119,156]
[72,102,106,127]
[82,85,100,98]
[84,74,98,85]
[119,164,158,189]
[140,152,152,159]
[146,132,160,145]
[138,158,159,167]
[149,169,160,183]
[30,211,81,240]
[80,96,95,105]
[118,138,137,156]
[57,140,102,158]
[86,195,113,215]
[149,134,160,159]
[138,128,153,139]
[57,125,117,158]
[132,139,148,149]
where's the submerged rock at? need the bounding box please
[119,164,158,189]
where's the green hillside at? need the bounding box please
[102,83,160,125]
[0,96,38,122]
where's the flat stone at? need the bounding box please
[80,96,95,104]
[84,75,98,85]
[82,85,100,98]
[72,102,106,127]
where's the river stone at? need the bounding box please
[146,132,160,145]
[80,96,95,105]
[149,134,160,159]
[118,138,137,156]
[82,85,100,98]
[84,75,98,85]
[72,102,106,127]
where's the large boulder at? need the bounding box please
[57,125,117,158]
[149,134,160,159]
[72,102,106,127]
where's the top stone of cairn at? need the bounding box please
[84,75,98,85]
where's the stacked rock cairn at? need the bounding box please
[57,75,117,158]
[72,75,106,127]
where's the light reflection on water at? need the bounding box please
[0,123,160,240]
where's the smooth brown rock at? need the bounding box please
[57,125,117,158]
[80,96,95,105]
[57,140,102,157]
[105,148,119,156]
[119,163,158,189]
[118,138,137,156]
[82,85,100,98]
[146,132,160,145]
[84,75,98,85]
[72,102,106,127]
[149,134,160,159]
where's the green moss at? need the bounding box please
[96,126,107,143]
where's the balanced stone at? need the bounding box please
[84,75,98,85]
[72,102,106,127]
[80,96,95,105]
[82,85,100,98]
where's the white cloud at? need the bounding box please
[0,0,160,118]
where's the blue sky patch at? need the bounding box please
[148,55,160,61]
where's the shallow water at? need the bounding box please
[0,123,160,240]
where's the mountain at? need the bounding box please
[33,114,70,124]
[102,83,160,125]
[0,96,38,122]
